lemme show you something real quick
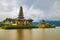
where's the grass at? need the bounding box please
[2,25,38,29]
[0,24,56,29]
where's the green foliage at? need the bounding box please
[2,25,38,29]
[3,18,16,23]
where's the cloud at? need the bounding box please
[0,0,18,21]
[23,5,44,22]
[44,0,60,20]
[0,0,60,22]
[0,0,44,22]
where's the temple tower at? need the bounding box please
[18,6,24,19]
[17,6,25,26]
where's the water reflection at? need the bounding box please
[0,27,60,40]
[17,29,23,40]
[17,29,32,40]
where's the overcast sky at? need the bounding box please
[0,0,60,22]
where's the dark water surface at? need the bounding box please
[0,27,60,40]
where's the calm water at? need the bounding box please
[0,27,60,40]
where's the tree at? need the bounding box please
[3,18,15,23]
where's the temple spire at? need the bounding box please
[18,6,24,20]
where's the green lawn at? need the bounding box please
[0,24,56,29]
[2,25,38,29]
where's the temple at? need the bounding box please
[16,6,33,26]
[17,6,25,25]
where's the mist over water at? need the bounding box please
[0,27,60,40]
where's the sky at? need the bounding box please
[0,0,60,22]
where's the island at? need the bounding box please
[0,6,56,29]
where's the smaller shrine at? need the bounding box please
[26,18,33,26]
[38,19,56,28]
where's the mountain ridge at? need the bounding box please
[32,21,60,26]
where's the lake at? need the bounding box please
[0,27,60,40]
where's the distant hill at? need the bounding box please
[32,21,60,26]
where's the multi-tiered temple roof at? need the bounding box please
[18,6,24,20]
